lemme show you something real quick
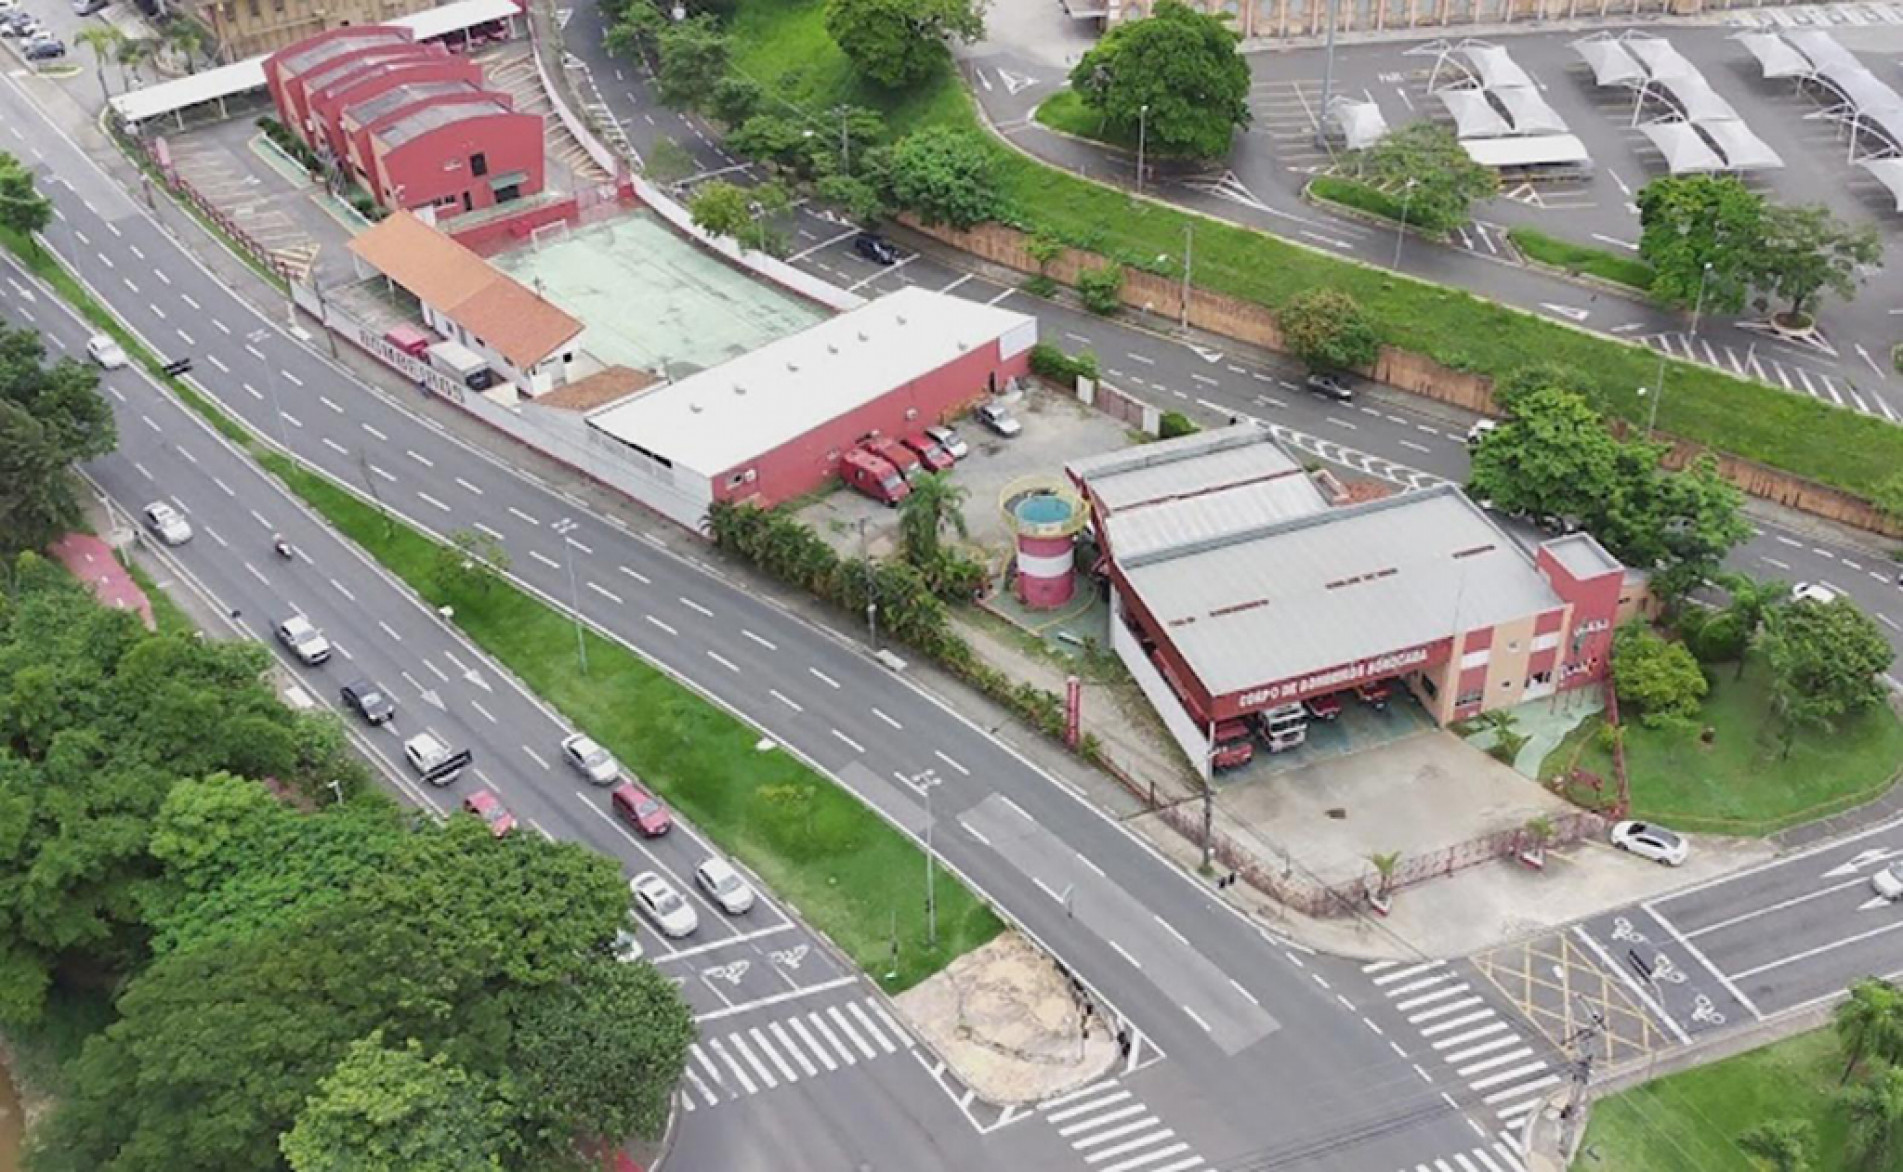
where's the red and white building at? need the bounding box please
[584,286,1036,529]
[1068,425,1644,758]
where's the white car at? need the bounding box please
[977,402,1021,437]
[1466,419,1499,449]
[924,424,969,461]
[86,334,128,370]
[1872,861,1903,903]
[140,500,193,546]
[695,857,756,915]
[630,871,698,938]
[560,732,620,785]
[612,923,646,962]
[1791,582,1841,606]
[403,731,472,787]
[1610,820,1689,867]
[274,614,332,665]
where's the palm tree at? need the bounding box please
[1738,1118,1813,1171]
[75,25,125,105]
[116,37,155,89]
[1835,978,1903,1085]
[1842,1063,1903,1169]
[1366,851,1401,909]
[1720,571,1786,680]
[898,471,969,567]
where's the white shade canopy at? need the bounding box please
[1436,87,1512,139]
[1786,29,1861,76]
[1329,97,1391,152]
[1858,158,1903,211]
[1640,121,1725,174]
[1659,74,1740,123]
[1496,86,1568,136]
[1733,31,1814,81]
[1461,43,1534,90]
[1461,134,1589,169]
[1624,35,1698,82]
[1700,119,1784,171]
[1573,35,1646,87]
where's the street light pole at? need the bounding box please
[858,516,877,650]
[1690,260,1714,340]
[925,778,937,949]
[556,518,588,673]
[1315,0,1340,149]
[1180,222,1193,332]
[1392,179,1417,269]
[1136,104,1149,196]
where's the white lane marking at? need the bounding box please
[521,744,552,770]
[529,550,560,569]
[329,577,356,602]
[1228,978,1261,1006]
[362,422,387,441]
[377,620,403,642]
[280,412,303,429]
[1152,915,1189,946]
[206,354,229,373]
[318,395,342,413]
[473,522,506,541]
[619,565,651,584]
[680,597,714,618]
[1109,940,1143,970]
[405,449,434,468]
[708,649,740,672]
[587,581,624,605]
[872,707,902,729]
[280,370,303,387]
[646,615,678,635]
[509,506,540,525]
[455,476,484,495]
[416,492,450,512]
[742,628,776,650]
[809,667,840,688]
[934,750,970,775]
[830,728,865,753]
[770,689,803,712]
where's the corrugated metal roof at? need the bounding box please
[280,29,408,78]
[1544,533,1621,579]
[374,98,510,146]
[1108,477,1330,561]
[1066,422,1307,513]
[345,80,481,129]
[1123,485,1563,697]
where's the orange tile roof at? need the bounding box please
[534,365,658,411]
[348,211,582,371]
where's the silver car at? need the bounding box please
[1872,861,1903,903]
[976,402,1021,437]
[274,614,332,665]
[561,732,620,785]
[141,501,193,546]
[631,871,697,938]
[924,424,969,460]
[1610,820,1689,867]
[86,334,128,369]
[695,857,756,915]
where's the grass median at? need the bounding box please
[1540,654,1903,836]
[265,457,1002,991]
[728,1,1903,502]
[1507,227,1655,293]
[1032,90,1140,150]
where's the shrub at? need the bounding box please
[1158,411,1199,439]
[1023,274,1057,298]
[1279,287,1380,373]
[1029,343,1099,384]
[1611,623,1709,728]
[1076,264,1124,315]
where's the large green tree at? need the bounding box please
[1842,1063,1903,1170]
[0,152,53,243]
[655,16,729,110]
[1835,978,1903,1085]
[1354,121,1497,234]
[824,0,983,89]
[0,325,117,554]
[880,127,1001,229]
[1749,202,1882,327]
[1737,1119,1815,1172]
[1466,386,1625,527]
[279,1034,511,1172]
[1610,623,1707,729]
[1068,1,1251,160]
[898,471,970,566]
[1761,595,1894,755]
[1278,287,1380,374]
[1636,174,1764,314]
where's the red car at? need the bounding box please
[611,781,672,837]
[1356,679,1391,710]
[1303,692,1344,721]
[462,789,516,837]
[1211,720,1254,770]
[901,434,955,473]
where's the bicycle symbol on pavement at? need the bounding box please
[1610,916,1651,946]
[770,945,810,971]
[704,960,751,987]
[1691,994,1727,1027]
[1651,954,1688,985]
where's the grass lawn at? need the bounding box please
[1540,654,1903,835]
[1033,90,1140,151]
[1308,175,1417,227]
[1508,227,1656,293]
[1575,1030,1867,1172]
[267,458,1002,991]
[124,559,198,638]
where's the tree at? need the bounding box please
[898,471,970,566]
[1076,263,1124,315]
[1842,1063,1903,1169]
[816,173,887,224]
[655,16,728,110]
[1366,851,1401,904]
[1716,572,1786,680]
[1835,978,1903,1085]
[1278,287,1380,374]
[1760,596,1894,754]
[0,403,84,554]
[1749,202,1882,328]
[279,1034,510,1172]
[159,17,210,75]
[1737,1119,1815,1172]
[824,0,983,90]
[689,180,755,239]
[1596,452,1751,605]
[603,0,666,71]
[0,152,53,245]
[707,74,763,127]
[1493,361,1600,415]
[116,36,156,89]
[431,527,510,598]
[75,24,126,105]
[729,114,813,173]
[1068,1,1251,160]
[0,325,115,556]
[1466,387,1624,524]
[881,127,1001,230]
[1610,623,1707,729]
[1636,174,1764,314]
[1355,121,1497,234]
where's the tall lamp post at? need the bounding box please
[1136,104,1149,196]
[1392,178,1418,270]
[1642,261,1713,440]
[554,518,588,673]
[1179,222,1193,332]
[1315,0,1340,149]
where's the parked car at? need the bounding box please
[73,0,109,15]
[1791,582,1841,606]
[86,334,128,369]
[840,447,909,506]
[611,780,672,837]
[853,233,899,266]
[1256,703,1308,753]
[695,857,756,915]
[140,500,193,546]
[461,789,516,837]
[612,921,645,962]
[976,401,1021,437]
[1303,692,1344,722]
[339,678,394,725]
[1210,737,1253,771]
[1355,679,1391,710]
[900,433,955,473]
[924,424,969,461]
[1609,820,1689,867]
[0,1,21,14]
[1872,861,1903,902]
[24,37,64,59]
[1304,371,1355,403]
[403,731,472,786]
[860,434,922,484]
[1465,420,1499,449]
[0,13,43,36]
[274,614,332,665]
[560,732,620,785]
[630,871,698,938]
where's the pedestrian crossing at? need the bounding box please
[1395,1138,1529,1172]
[680,995,913,1110]
[1632,330,1898,423]
[1039,1078,1211,1172]
[1363,960,1561,1138]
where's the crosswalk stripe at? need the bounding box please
[789,1015,837,1072]
[869,1000,915,1047]
[1418,1005,1492,1033]
[1044,1078,1120,1109]
[1470,1149,1507,1172]
[1453,1154,1481,1172]
[1089,1132,1178,1167]
[1469,1059,1549,1091]
[849,1001,898,1053]
[1484,1073,1562,1104]
[1397,984,1472,1012]
[750,1027,800,1083]
[1496,1098,1541,1121]
[1048,1089,1134,1123]
[1457,1047,1536,1078]
[691,1045,726,1087]
[1385,973,1457,997]
[1074,1117,1162,1150]
[1442,1031,1520,1062]
[1363,960,1398,973]
[1432,1020,1509,1049]
[1143,1157,1206,1172]
[683,1063,719,1106]
[728,1031,778,1089]
[807,1011,858,1066]
[707,1036,758,1094]
[1372,961,1444,986]
[770,1021,818,1078]
[828,1004,878,1060]
[1434,1159,1457,1172]
[1493,1140,1528,1169]
[1061,1102,1149,1136]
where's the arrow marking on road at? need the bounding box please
[1823,848,1898,879]
[1540,303,1591,323]
[1188,344,1225,364]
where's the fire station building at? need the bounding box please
[1067,425,1643,751]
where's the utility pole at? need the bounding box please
[1315,0,1340,149]
[1136,104,1149,196]
[859,517,877,650]
[1201,720,1215,870]
[910,768,940,948]
[1559,998,1603,1157]
[555,518,588,673]
[1180,222,1193,333]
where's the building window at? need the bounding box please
[1460,648,1490,670]
[470,152,488,177]
[1418,675,1438,698]
[1455,690,1483,708]
[1527,670,1553,688]
[728,471,748,487]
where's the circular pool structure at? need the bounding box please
[999,476,1087,611]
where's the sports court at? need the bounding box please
[488,211,826,377]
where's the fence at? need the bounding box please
[142,137,294,285]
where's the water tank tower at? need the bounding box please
[1000,475,1087,610]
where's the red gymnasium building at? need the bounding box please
[264,26,544,217]
[1067,424,1645,735]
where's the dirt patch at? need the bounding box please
[893,931,1117,1105]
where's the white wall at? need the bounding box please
[1109,586,1212,777]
